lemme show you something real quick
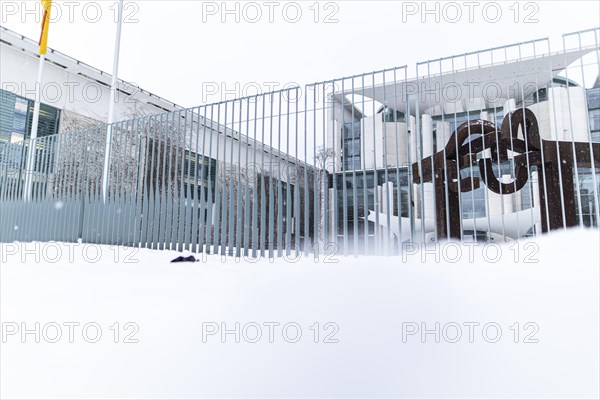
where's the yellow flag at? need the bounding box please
[38,0,52,55]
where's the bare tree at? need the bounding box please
[314,146,335,249]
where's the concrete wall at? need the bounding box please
[362,117,410,170]
[0,44,165,124]
[528,86,590,141]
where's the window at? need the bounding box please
[343,157,361,171]
[575,168,600,227]
[587,88,600,110]
[182,151,217,203]
[460,166,487,219]
[588,88,600,143]
[343,122,360,139]
[344,138,360,157]
[529,88,548,105]
[343,123,361,171]
[0,89,60,143]
[381,107,404,123]
[11,98,28,142]
[589,109,600,132]
[26,101,60,139]
[279,182,295,233]
[334,168,411,235]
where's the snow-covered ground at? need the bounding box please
[1,229,599,399]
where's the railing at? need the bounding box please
[1,28,598,257]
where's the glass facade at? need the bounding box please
[588,88,600,142]
[0,90,60,198]
[11,97,29,142]
[575,168,600,227]
[432,109,504,150]
[459,166,487,219]
[0,89,61,143]
[459,161,535,220]
[334,168,410,248]
[381,107,404,123]
[182,151,217,203]
[342,122,361,171]
[279,181,294,233]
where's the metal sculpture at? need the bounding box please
[412,108,600,239]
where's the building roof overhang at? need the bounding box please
[334,47,597,116]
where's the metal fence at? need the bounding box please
[1,28,599,256]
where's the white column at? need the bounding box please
[501,174,513,215]
[409,115,417,163]
[421,114,434,158]
[422,183,434,220]
[503,98,517,117]
[531,171,542,233]
[436,121,451,152]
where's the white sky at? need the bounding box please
[2,0,600,107]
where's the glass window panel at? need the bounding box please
[589,109,600,132]
[461,187,486,218]
[12,97,28,139]
[343,157,361,171]
[343,122,361,139]
[587,88,600,110]
[575,168,600,227]
[344,138,361,157]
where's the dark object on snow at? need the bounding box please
[170,255,198,263]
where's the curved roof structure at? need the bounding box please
[334,47,596,116]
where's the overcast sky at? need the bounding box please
[2,0,599,107]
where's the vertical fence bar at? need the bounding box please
[251,96,259,258]
[195,106,207,254]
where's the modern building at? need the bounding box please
[0,26,308,251]
[325,42,600,249]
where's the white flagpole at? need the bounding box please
[101,0,124,203]
[23,53,46,202]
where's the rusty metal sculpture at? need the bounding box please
[412,108,600,239]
